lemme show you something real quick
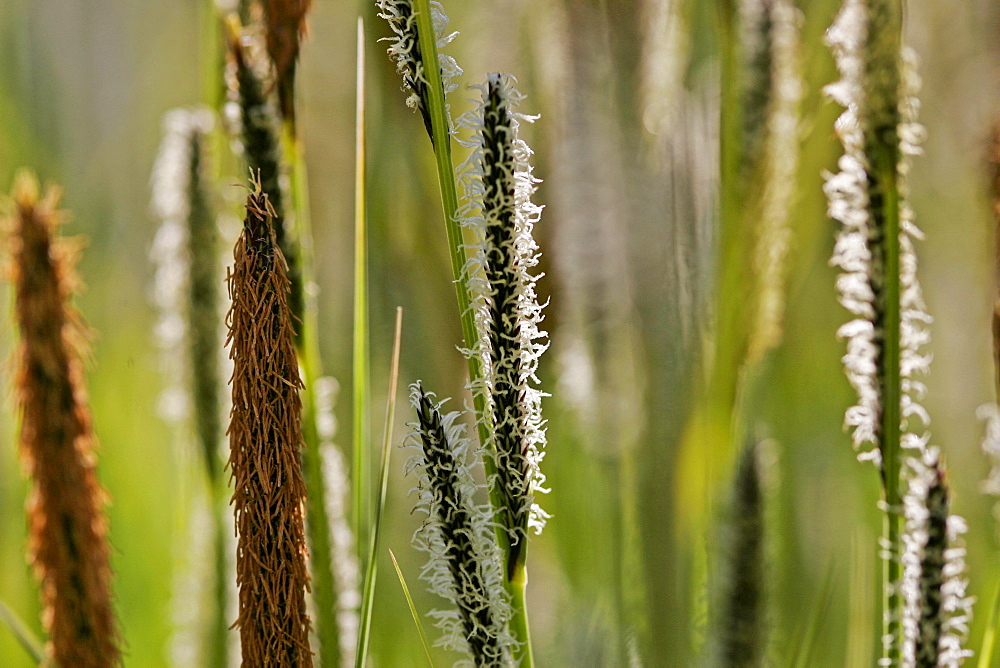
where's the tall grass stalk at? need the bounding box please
[0,600,45,664]
[406,384,512,665]
[353,16,372,561]
[900,449,973,666]
[283,116,345,668]
[356,307,403,668]
[388,549,436,668]
[709,439,766,667]
[677,0,801,536]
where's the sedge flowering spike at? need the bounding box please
[150,106,223,479]
[746,0,803,362]
[227,178,313,666]
[900,449,974,667]
[4,171,121,667]
[824,0,931,466]
[406,384,512,666]
[711,438,767,668]
[376,0,463,141]
[458,74,549,558]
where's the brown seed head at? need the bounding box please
[4,170,121,667]
[226,174,313,666]
[262,0,312,125]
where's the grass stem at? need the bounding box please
[353,15,372,563]
[356,308,404,668]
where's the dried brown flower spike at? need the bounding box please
[226,175,313,666]
[262,0,312,127]
[5,170,120,667]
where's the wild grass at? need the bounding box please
[1,1,999,667]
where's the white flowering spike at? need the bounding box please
[824,0,930,466]
[978,403,1000,497]
[377,0,462,140]
[150,107,215,429]
[901,449,974,667]
[315,377,361,668]
[150,106,237,667]
[746,0,803,362]
[406,384,512,666]
[457,74,550,562]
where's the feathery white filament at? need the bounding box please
[824,0,931,465]
[377,0,462,122]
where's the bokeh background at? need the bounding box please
[1,0,999,665]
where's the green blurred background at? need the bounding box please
[1,0,999,665]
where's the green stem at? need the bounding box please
[508,566,534,667]
[356,309,404,668]
[284,124,342,668]
[410,1,531,662]
[862,4,903,658]
[0,601,45,665]
[353,16,371,561]
[880,165,902,665]
[209,489,230,668]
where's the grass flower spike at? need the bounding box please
[150,106,232,668]
[459,73,549,570]
[4,171,121,667]
[900,449,973,667]
[150,106,222,478]
[710,438,767,667]
[406,384,511,666]
[825,0,932,660]
[377,0,463,141]
[825,0,930,469]
[227,177,312,666]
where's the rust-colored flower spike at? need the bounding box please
[262,0,312,128]
[227,175,313,666]
[4,170,120,667]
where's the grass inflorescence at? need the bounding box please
[226,178,312,666]
[4,171,121,668]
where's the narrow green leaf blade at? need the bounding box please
[0,601,45,665]
[388,549,435,668]
[355,307,404,668]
